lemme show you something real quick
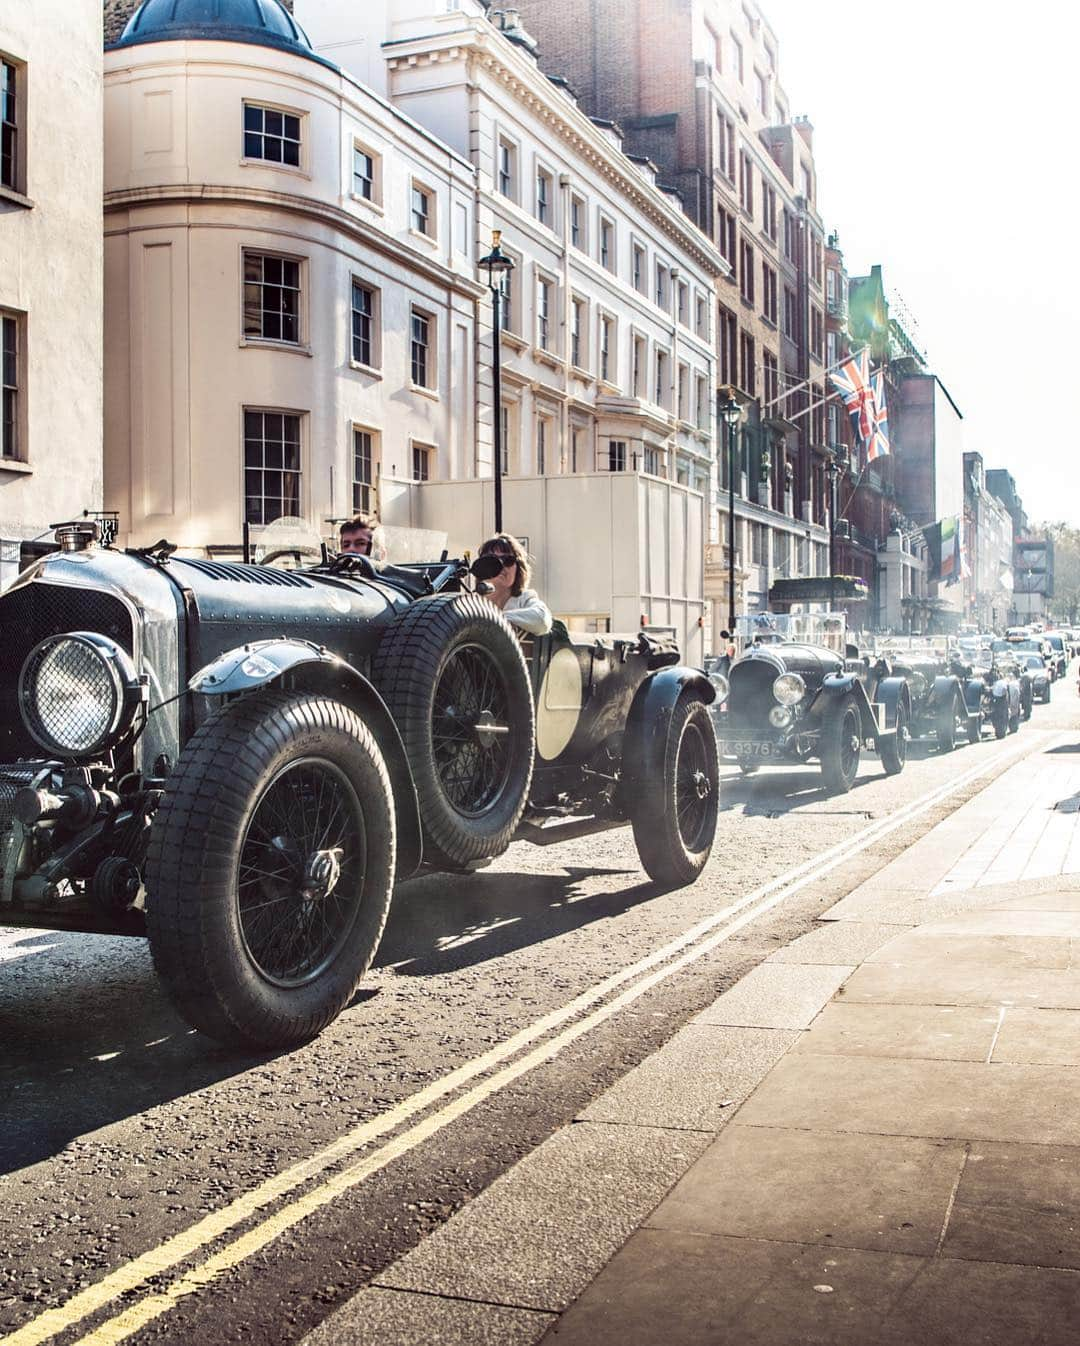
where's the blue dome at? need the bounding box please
[110,0,335,69]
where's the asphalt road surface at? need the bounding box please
[3,692,1078,1346]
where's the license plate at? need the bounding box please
[720,739,775,759]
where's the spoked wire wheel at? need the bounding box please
[372,595,535,869]
[237,758,367,988]
[431,644,512,818]
[145,692,396,1048]
[631,696,719,888]
[675,715,716,854]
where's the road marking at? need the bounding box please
[4,731,1047,1346]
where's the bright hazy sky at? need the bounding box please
[764,0,1075,527]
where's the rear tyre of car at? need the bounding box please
[373,595,534,869]
[1043,685,1052,704]
[631,695,719,888]
[1008,705,1020,734]
[1021,684,1034,721]
[935,701,956,752]
[991,699,1009,740]
[145,692,396,1049]
[967,713,982,745]
[819,695,861,794]
[880,702,908,776]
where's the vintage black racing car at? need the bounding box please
[881,646,981,750]
[964,648,1024,738]
[0,528,718,1048]
[714,639,909,793]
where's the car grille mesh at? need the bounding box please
[728,659,778,731]
[0,583,134,759]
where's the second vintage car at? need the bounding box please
[881,644,981,750]
[714,637,910,793]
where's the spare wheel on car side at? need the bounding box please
[373,594,535,869]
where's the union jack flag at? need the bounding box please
[828,350,875,446]
[868,370,890,461]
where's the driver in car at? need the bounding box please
[339,513,377,556]
[477,534,553,635]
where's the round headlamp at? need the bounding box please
[19,632,142,758]
[769,705,795,728]
[772,672,806,706]
[709,672,729,705]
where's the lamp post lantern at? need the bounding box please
[478,230,515,534]
[719,389,743,634]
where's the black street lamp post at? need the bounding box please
[719,389,743,634]
[826,449,840,614]
[478,231,515,534]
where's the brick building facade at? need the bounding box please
[513,0,832,630]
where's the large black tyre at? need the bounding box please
[819,695,862,794]
[966,711,981,745]
[991,699,1009,740]
[879,701,908,776]
[145,692,395,1049]
[631,696,719,887]
[372,594,534,869]
[1021,683,1034,721]
[1008,705,1020,734]
[935,699,956,752]
[1042,685,1052,705]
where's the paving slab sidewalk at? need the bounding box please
[303,739,1080,1346]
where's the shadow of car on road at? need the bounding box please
[373,860,656,978]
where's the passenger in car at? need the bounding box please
[477,533,553,635]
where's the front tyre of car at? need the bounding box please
[145,691,396,1049]
[819,694,861,794]
[991,699,1009,740]
[631,695,719,888]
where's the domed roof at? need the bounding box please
[109,0,335,69]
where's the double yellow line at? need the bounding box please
[5,731,1045,1346]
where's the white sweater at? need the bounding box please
[501,588,553,635]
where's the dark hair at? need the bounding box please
[341,513,377,537]
[479,533,530,597]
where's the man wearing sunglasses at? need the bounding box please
[477,533,552,635]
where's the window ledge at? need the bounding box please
[409,228,439,249]
[0,185,33,210]
[597,379,621,395]
[349,360,383,379]
[239,158,311,182]
[534,347,561,369]
[349,192,384,215]
[0,458,32,475]
[570,365,594,384]
[410,383,440,402]
[240,338,312,357]
[501,330,529,353]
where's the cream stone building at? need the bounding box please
[297,0,726,659]
[104,0,481,556]
[0,0,104,588]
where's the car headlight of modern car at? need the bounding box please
[772,672,805,706]
[19,631,144,758]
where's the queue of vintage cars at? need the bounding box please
[0,526,1066,1049]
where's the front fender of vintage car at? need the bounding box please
[930,675,959,710]
[190,638,423,878]
[621,666,714,798]
[875,676,912,733]
[190,639,342,695]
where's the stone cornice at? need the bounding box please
[103,184,486,300]
[385,25,729,282]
